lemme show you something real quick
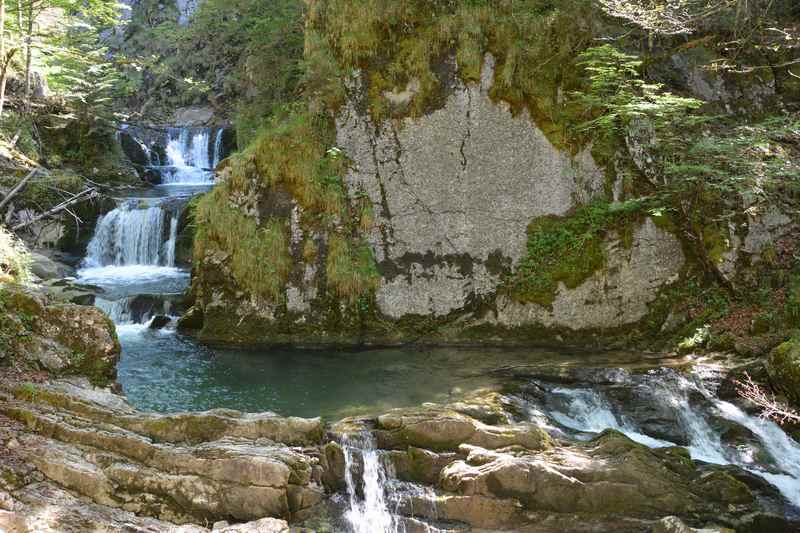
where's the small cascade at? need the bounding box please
[115,125,232,185]
[342,432,398,533]
[84,202,176,268]
[548,388,674,448]
[212,128,224,168]
[95,297,136,324]
[164,215,179,267]
[532,368,800,508]
[160,128,215,184]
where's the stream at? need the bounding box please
[73,127,800,530]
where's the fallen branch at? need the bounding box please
[11,188,97,231]
[735,372,800,425]
[0,167,38,212]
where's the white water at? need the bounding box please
[342,432,398,533]
[549,388,674,449]
[162,128,214,184]
[543,370,800,508]
[84,204,173,267]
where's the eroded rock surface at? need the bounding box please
[0,378,792,532]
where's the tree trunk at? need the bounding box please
[0,0,5,118]
[23,0,31,112]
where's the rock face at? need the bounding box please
[336,56,606,321]
[189,56,687,346]
[0,379,324,526]
[0,379,789,532]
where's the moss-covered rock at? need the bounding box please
[765,338,800,406]
[0,284,119,385]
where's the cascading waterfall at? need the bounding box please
[342,432,398,533]
[548,388,672,449]
[84,202,174,267]
[537,369,800,508]
[161,128,215,184]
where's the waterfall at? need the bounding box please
[161,128,214,184]
[164,215,179,267]
[84,203,172,267]
[548,388,674,448]
[95,297,135,324]
[212,128,224,168]
[342,432,398,533]
[535,369,800,508]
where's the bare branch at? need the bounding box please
[11,188,97,231]
[0,166,37,212]
[735,372,800,425]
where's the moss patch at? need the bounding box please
[505,200,644,306]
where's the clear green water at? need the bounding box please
[116,325,650,420]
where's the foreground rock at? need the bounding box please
[0,284,119,383]
[0,378,794,532]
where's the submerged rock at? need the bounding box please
[148,314,171,329]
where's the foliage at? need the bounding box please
[310,0,597,148]
[195,187,291,303]
[195,106,380,307]
[119,0,305,143]
[326,234,379,306]
[507,200,644,306]
[573,45,704,142]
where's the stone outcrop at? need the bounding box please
[0,285,119,382]
[765,337,800,406]
[0,379,324,526]
[336,56,606,321]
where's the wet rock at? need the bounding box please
[652,516,734,533]
[439,431,751,520]
[216,518,290,532]
[149,315,171,329]
[385,446,459,484]
[374,405,551,452]
[118,131,152,167]
[28,252,75,280]
[141,167,162,185]
[178,305,205,330]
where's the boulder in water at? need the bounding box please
[149,315,171,329]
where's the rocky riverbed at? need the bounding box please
[1,368,798,532]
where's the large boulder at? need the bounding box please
[0,285,118,383]
[27,253,75,281]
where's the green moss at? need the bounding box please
[505,200,644,306]
[195,188,291,303]
[768,337,800,406]
[311,0,599,150]
[326,235,380,305]
[194,109,380,310]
